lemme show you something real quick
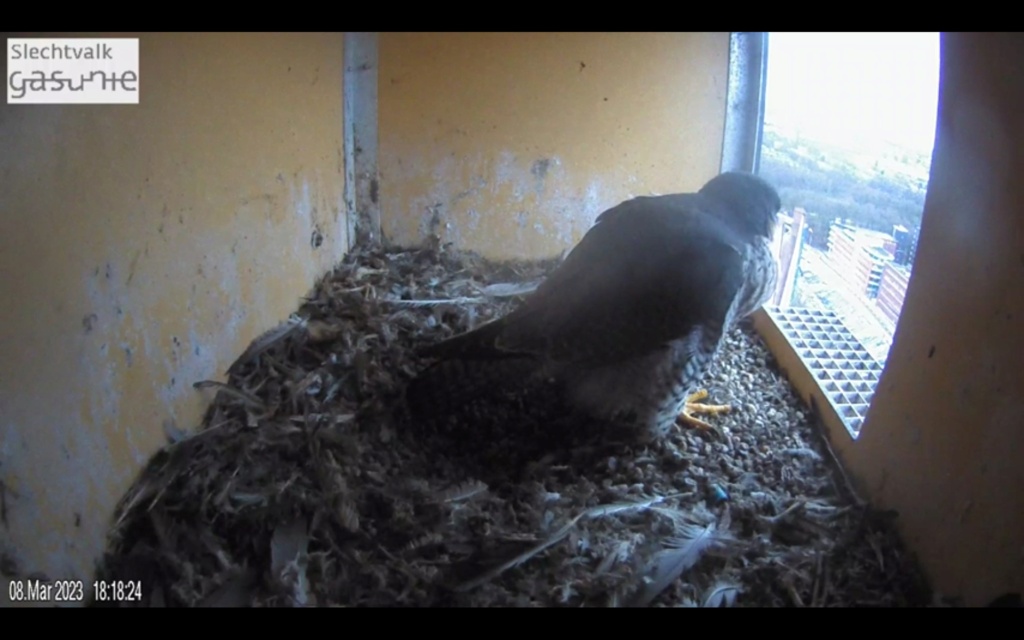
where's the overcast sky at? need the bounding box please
[764,32,941,155]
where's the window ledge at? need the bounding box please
[751,305,886,441]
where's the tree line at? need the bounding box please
[758,127,927,249]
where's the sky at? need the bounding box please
[764,32,941,156]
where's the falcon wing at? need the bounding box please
[422,193,749,369]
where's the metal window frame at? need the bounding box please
[720,32,769,175]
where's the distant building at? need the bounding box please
[876,262,912,324]
[823,220,916,324]
[863,247,892,298]
[800,210,833,250]
[891,224,918,266]
[827,223,895,299]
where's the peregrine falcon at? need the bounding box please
[405,171,781,441]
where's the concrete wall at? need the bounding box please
[0,32,348,596]
[842,32,1024,606]
[377,32,730,259]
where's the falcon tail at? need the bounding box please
[402,356,540,423]
[415,317,512,361]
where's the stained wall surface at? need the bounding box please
[0,32,348,598]
[378,32,731,259]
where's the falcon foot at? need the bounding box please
[675,389,730,438]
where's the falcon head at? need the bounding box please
[698,171,781,240]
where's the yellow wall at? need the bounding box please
[840,32,1024,606]
[378,32,730,259]
[0,32,347,597]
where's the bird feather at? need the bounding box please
[225,313,307,375]
[627,507,737,607]
[436,480,489,503]
[628,522,718,607]
[456,494,680,592]
[702,581,742,607]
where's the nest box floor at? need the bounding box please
[92,243,932,607]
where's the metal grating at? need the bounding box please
[763,306,885,438]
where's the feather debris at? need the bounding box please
[268,519,314,606]
[626,512,735,607]
[702,581,742,607]
[472,281,542,298]
[192,380,265,410]
[89,242,933,608]
[437,480,489,504]
[226,313,308,375]
[381,296,490,306]
[270,519,309,576]
[456,495,679,593]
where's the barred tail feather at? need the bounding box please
[403,356,540,422]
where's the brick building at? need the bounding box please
[824,221,916,325]
[827,223,895,299]
[876,262,912,324]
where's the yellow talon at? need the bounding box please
[676,389,731,436]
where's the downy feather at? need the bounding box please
[627,507,737,607]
